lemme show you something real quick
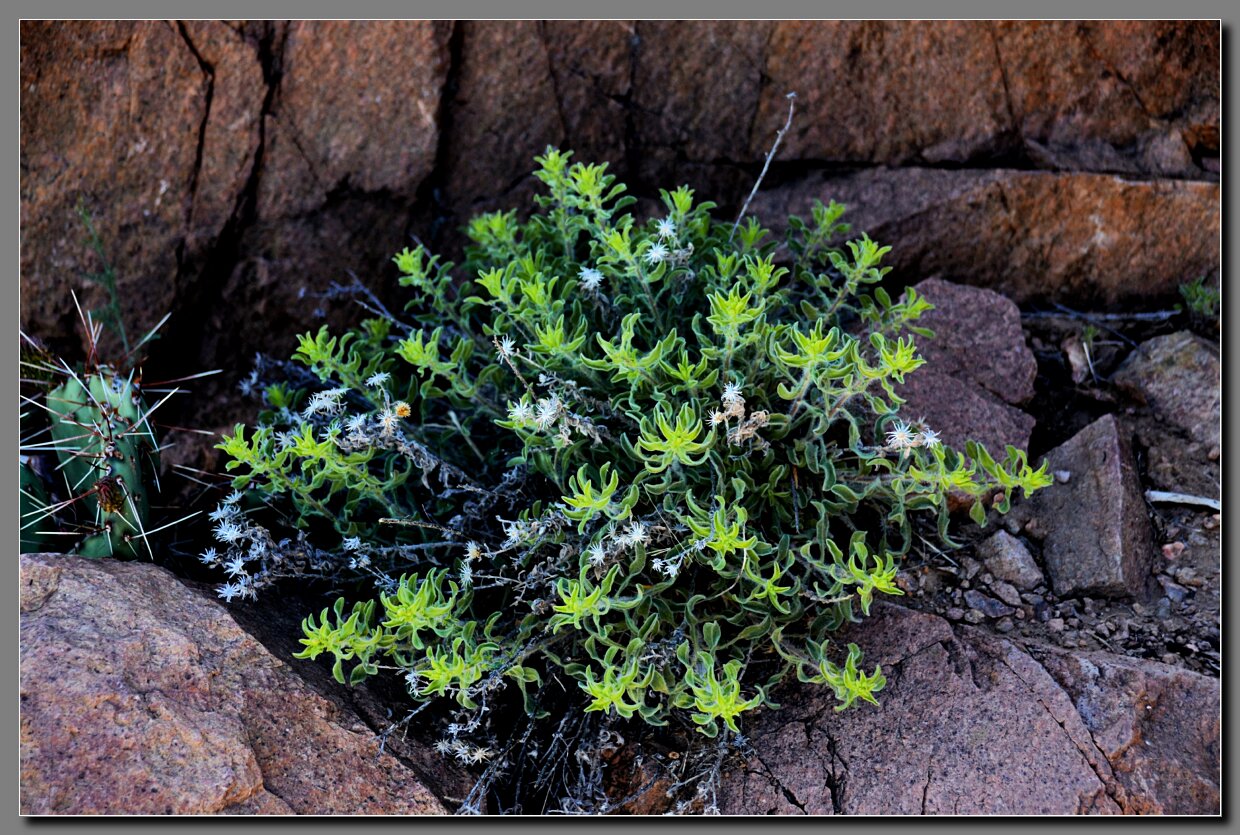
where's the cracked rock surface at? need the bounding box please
[715,603,1217,815]
[19,553,454,815]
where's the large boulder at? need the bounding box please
[1009,415,1156,599]
[1112,331,1221,450]
[713,603,1218,814]
[895,277,1037,453]
[751,168,1219,306]
[754,21,1217,176]
[19,553,457,815]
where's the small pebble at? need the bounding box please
[1014,608,1025,621]
[1157,575,1189,603]
[980,572,994,586]
[1054,470,1071,484]
[1048,618,1065,632]
[1161,653,1179,665]
[995,617,1015,634]
[964,609,985,624]
[945,607,965,621]
[990,580,1022,608]
[1208,446,1220,462]
[1132,602,1147,616]
[1155,598,1173,620]
[1162,542,1186,560]
[1022,593,1044,606]
[1034,602,1051,623]
[1067,618,1081,629]
[1204,515,1220,530]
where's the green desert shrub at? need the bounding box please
[210,149,1051,748]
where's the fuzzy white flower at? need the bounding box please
[497,335,517,357]
[365,371,391,388]
[213,519,244,544]
[885,420,917,452]
[587,543,608,567]
[578,266,604,291]
[303,387,349,418]
[459,561,474,588]
[343,536,363,552]
[656,218,677,239]
[656,558,679,578]
[625,521,649,547]
[721,382,744,406]
[198,546,219,565]
[378,408,400,436]
[644,243,669,265]
[465,541,484,562]
[919,428,942,449]
[216,582,243,603]
[535,396,562,429]
[224,554,249,578]
[708,408,728,428]
[508,400,534,425]
[225,489,244,505]
[434,739,454,756]
[208,503,235,523]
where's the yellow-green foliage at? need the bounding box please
[219,149,1052,737]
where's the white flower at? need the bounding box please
[919,428,942,449]
[224,489,244,505]
[198,547,219,565]
[508,400,534,425]
[224,554,249,578]
[721,382,744,406]
[655,558,678,578]
[535,396,562,429]
[237,371,259,397]
[587,543,608,567]
[303,387,349,418]
[208,504,236,523]
[459,561,473,588]
[467,746,494,764]
[465,541,484,562]
[349,554,371,569]
[216,582,243,603]
[378,408,400,435]
[644,243,669,265]
[656,218,676,239]
[497,335,517,357]
[213,519,244,544]
[365,371,391,388]
[434,739,453,756]
[885,420,917,452]
[343,536,363,552]
[625,521,649,547]
[345,414,368,435]
[578,267,604,292]
[708,408,728,428]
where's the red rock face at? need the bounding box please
[19,554,455,815]
[624,603,1218,815]
[20,21,1219,369]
